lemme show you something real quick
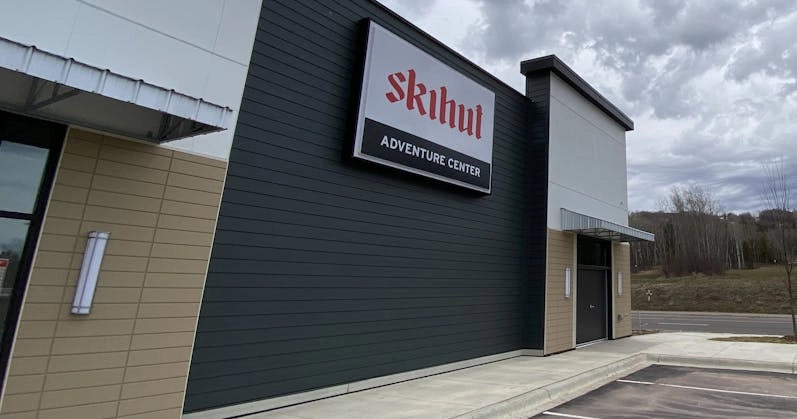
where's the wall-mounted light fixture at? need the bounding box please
[565,267,571,298]
[617,272,623,296]
[72,231,109,315]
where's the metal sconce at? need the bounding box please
[72,231,109,315]
[565,267,571,298]
[617,272,623,296]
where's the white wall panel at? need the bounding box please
[0,0,80,55]
[548,73,629,230]
[0,0,263,160]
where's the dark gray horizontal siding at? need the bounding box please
[185,0,547,413]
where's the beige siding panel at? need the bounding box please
[117,392,183,416]
[0,411,37,419]
[1,393,41,413]
[50,336,132,355]
[59,153,96,173]
[163,186,221,206]
[87,190,162,213]
[83,206,158,228]
[169,158,226,180]
[166,172,224,194]
[27,269,69,287]
[44,201,85,219]
[54,319,135,337]
[23,286,64,304]
[91,175,165,199]
[120,377,186,400]
[156,214,215,233]
[143,273,206,288]
[42,217,81,236]
[78,222,155,243]
[126,347,192,367]
[3,375,44,395]
[16,321,56,339]
[613,242,632,338]
[37,402,118,419]
[117,407,182,419]
[102,135,173,158]
[1,128,227,417]
[11,339,51,357]
[63,137,100,158]
[123,362,190,383]
[95,160,168,184]
[36,236,78,253]
[46,352,128,373]
[99,146,172,171]
[57,303,139,321]
[43,368,125,391]
[7,357,48,375]
[133,318,198,334]
[544,229,575,355]
[172,151,227,168]
[49,184,89,204]
[129,332,195,350]
[140,288,203,303]
[39,384,121,409]
[160,200,219,220]
[56,169,93,188]
[152,229,213,246]
[149,243,210,260]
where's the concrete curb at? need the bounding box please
[452,354,650,419]
[453,352,797,419]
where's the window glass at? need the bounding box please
[0,141,49,214]
[0,218,30,342]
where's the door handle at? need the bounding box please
[589,304,596,309]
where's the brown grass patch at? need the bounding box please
[632,264,797,314]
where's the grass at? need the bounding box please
[710,336,797,344]
[632,264,797,314]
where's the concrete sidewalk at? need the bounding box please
[247,332,797,418]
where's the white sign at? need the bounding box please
[352,21,495,193]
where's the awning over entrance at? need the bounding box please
[0,36,233,142]
[561,208,654,242]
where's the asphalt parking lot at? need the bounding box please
[533,365,797,418]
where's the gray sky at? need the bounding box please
[381,0,797,214]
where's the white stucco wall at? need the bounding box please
[0,0,262,160]
[547,73,629,230]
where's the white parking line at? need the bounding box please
[617,379,797,399]
[542,411,600,419]
[656,322,710,326]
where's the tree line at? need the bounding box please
[629,185,797,276]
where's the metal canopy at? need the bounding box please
[561,208,654,242]
[0,36,233,142]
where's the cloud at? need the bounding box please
[381,0,797,214]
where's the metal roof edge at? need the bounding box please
[520,55,634,131]
[0,36,233,130]
[561,208,655,242]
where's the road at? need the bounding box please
[632,311,796,335]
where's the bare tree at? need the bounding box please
[762,161,797,338]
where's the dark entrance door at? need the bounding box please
[0,111,64,388]
[576,269,608,344]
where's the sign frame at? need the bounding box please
[351,20,495,193]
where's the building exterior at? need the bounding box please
[0,1,652,418]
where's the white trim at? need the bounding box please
[183,349,542,419]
